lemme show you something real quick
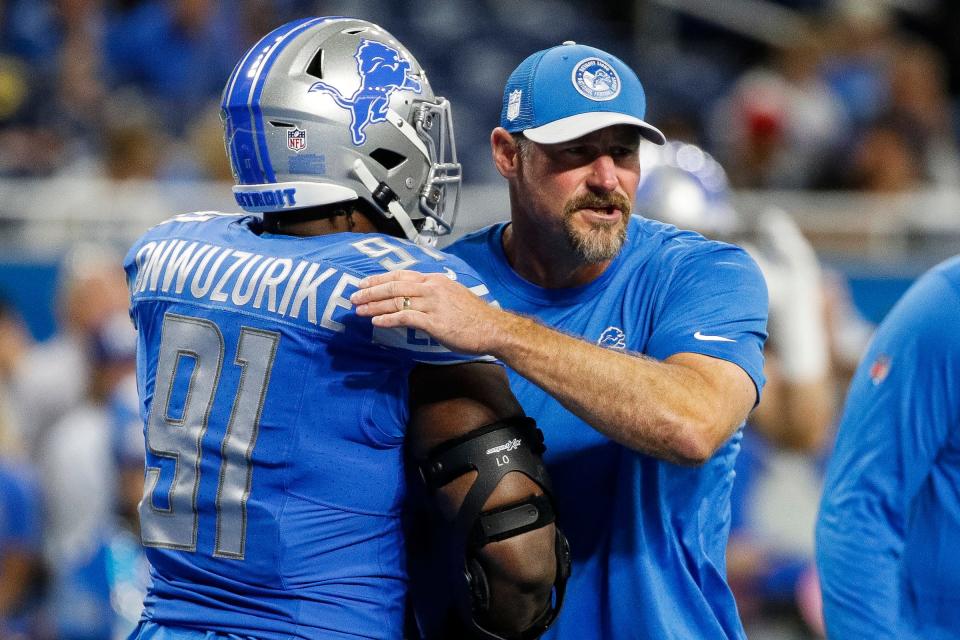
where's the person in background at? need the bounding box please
[40,312,141,639]
[0,300,44,638]
[816,255,960,640]
[634,141,834,639]
[12,245,129,457]
[0,428,43,639]
[0,297,31,446]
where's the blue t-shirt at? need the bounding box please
[446,216,767,640]
[816,255,960,640]
[124,213,492,639]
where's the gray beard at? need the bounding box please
[563,216,627,263]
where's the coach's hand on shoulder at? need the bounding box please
[352,270,504,355]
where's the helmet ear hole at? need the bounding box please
[306,49,324,80]
[370,148,407,171]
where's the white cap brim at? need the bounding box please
[523,111,666,145]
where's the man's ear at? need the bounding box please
[491,127,522,179]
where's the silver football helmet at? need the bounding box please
[635,141,740,239]
[221,17,461,245]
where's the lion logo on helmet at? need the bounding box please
[309,39,422,145]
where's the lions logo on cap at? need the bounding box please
[572,57,620,101]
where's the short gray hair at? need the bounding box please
[512,132,533,162]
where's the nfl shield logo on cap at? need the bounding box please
[287,127,307,152]
[507,89,522,121]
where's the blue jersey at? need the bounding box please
[816,256,960,640]
[0,459,42,633]
[124,213,491,639]
[0,461,41,555]
[447,216,767,640]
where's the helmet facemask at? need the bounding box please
[413,97,461,244]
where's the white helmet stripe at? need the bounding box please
[245,17,329,183]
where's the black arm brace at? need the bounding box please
[420,416,571,640]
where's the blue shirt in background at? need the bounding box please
[817,255,960,640]
[0,460,41,554]
[0,459,42,634]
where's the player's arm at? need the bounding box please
[748,350,834,451]
[0,548,35,617]
[407,361,568,638]
[746,210,835,452]
[355,274,759,466]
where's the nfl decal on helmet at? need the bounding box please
[286,127,307,152]
[220,18,460,245]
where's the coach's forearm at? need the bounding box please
[349,271,752,461]
[488,312,743,465]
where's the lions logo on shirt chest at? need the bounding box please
[597,326,627,350]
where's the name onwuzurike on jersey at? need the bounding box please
[127,219,488,358]
[131,237,362,334]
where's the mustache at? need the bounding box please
[563,192,632,218]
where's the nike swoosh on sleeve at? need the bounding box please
[693,331,736,343]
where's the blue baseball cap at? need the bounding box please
[500,41,665,146]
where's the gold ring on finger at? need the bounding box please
[402,296,412,310]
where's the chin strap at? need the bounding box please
[352,158,420,242]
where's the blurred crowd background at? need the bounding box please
[0,0,958,638]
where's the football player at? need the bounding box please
[124,18,567,640]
